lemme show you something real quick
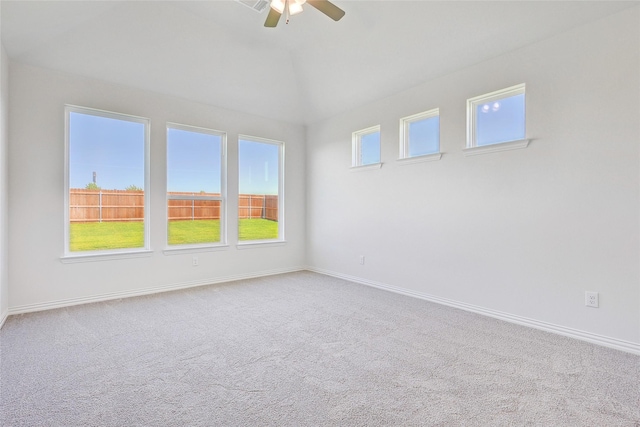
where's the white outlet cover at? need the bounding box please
[585,291,599,308]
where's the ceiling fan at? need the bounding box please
[264,0,345,27]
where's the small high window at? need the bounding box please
[352,125,381,167]
[166,124,226,248]
[399,108,440,161]
[466,84,528,155]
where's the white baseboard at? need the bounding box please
[307,266,640,356]
[0,310,7,329]
[6,266,305,317]
[6,265,640,356]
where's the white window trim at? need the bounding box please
[165,122,228,250]
[350,162,383,172]
[236,134,285,246]
[463,139,530,157]
[397,153,443,165]
[352,125,381,168]
[60,250,153,264]
[236,241,287,250]
[62,105,151,261]
[163,245,229,256]
[466,83,527,152]
[399,108,441,160]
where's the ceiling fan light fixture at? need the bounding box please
[270,0,285,14]
[264,0,344,27]
[288,0,304,15]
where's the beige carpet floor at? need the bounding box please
[1,271,639,426]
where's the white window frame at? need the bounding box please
[164,123,228,253]
[62,105,151,263]
[236,135,285,247]
[351,125,382,170]
[464,83,529,156]
[398,108,442,164]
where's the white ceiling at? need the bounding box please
[1,1,635,125]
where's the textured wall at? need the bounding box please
[306,8,640,344]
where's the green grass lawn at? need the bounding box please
[168,220,220,245]
[70,218,278,251]
[69,221,144,252]
[238,218,278,241]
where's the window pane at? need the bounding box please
[68,111,145,252]
[476,93,525,146]
[167,127,222,246]
[167,129,221,194]
[361,131,381,165]
[408,116,439,157]
[238,139,280,241]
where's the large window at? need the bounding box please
[352,125,381,167]
[238,137,283,242]
[167,124,226,247]
[65,106,149,255]
[466,83,527,154]
[399,108,440,160]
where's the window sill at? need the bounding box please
[61,249,153,264]
[463,139,530,157]
[163,244,229,255]
[350,163,383,172]
[397,153,442,165]
[236,240,286,250]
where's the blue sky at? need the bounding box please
[409,116,439,156]
[476,93,525,146]
[69,112,145,190]
[238,139,279,195]
[71,97,520,193]
[70,113,280,195]
[361,131,380,165]
[167,128,221,193]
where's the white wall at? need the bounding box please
[0,41,9,323]
[306,8,640,346]
[8,63,306,311]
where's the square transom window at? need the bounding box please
[467,84,526,148]
[352,125,381,167]
[400,108,440,159]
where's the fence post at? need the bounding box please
[262,196,266,219]
[99,190,102,223]
[192,198,195,221]
[248,195,252,219]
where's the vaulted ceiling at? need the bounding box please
[1,1,634,125]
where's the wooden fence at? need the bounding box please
[167,192,221,221]
[238,194,278,221]
[70,189,144,222]
[69,189,278,223]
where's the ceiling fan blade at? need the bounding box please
[264,7,282,27]
[307,0,345,21]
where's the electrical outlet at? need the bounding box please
[359,255,365,265]
[585,291,599,308]
[192,256,199,267]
